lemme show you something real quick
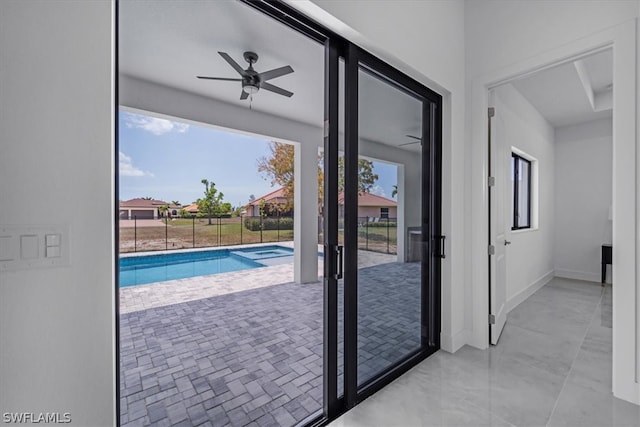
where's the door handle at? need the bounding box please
[335,245,343,280]
[504,240,511,246]
[438,235,446,259]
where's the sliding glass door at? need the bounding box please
[324,43,442,413]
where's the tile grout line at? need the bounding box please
[545,284,606,426]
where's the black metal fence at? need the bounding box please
[119,215,293,253]
[119,215,398,255]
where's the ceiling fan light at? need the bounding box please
[244,84,259,95]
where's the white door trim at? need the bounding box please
[469,19,638,405]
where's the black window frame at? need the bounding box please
[380,207,389,219]
[512,152,532,230]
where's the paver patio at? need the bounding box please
[120,258,421,426]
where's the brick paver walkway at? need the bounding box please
[120,262,421,426]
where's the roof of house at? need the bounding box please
[337,192,397,207]
[119,198,178,209]
[183,203,199,213]
[247,188,289,206]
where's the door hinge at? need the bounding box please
[488,107,495,118]
[489,314,496,324]
[488,176,495,187]
[488,245,495,255]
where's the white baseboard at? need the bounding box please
[505,269,555,313]
[440,329,468,353]
[554,268,601,283]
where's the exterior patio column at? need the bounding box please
[294,141,318,283]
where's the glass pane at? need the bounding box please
[356,67,423,386]
[517,159,530,227]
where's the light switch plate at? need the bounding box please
[0,225,69,271]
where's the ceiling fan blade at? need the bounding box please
[197,76,242,81]
[218,52,246,76]
[399,141,420,147]
[261,82,293,97]
[258,65,294,81]
[240,90,249,100]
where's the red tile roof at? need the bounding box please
[248,188,289,206]
[337,192,397,207]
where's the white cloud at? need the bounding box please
[119,151,154,177]
[369,185,386,198]
[123,112,189,135]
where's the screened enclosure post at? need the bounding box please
[240,215,243,245]
[260,216,263,243]
[165,217,168,251]
[192,216,195,248]
[277,216,280,242]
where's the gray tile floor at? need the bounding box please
[119,261,421,426]
[331,278,640,427]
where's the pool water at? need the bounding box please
[120,245,294,287]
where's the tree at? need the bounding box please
[258,141,379,212]
[337,157,379,194]
[158,204,169,220]
[197,179,226,225]
[257,143,295,210]
[171,200,180,206]
[391,185,398,198]
[248,194,256,203]
[141,196,153,200]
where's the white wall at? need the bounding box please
[555,118,613,283]
[493,84,556,306]
[0,1,115,425]
[465,0,639,405]
[293,0,468,352]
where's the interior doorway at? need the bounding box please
[486,49,613,350]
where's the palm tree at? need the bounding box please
[171,200,180,206]
[158,204,169,220]
[391,185,398,198]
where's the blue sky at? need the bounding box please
[119,111,397,207]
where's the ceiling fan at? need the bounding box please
[399,134,422,147]
[197,51,294,100]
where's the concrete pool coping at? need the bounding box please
[118,243,396,314]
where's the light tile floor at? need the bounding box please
[331,278,640,427]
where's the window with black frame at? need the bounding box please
[512,153,531,230]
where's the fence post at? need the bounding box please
[165,216,168,251]
[260,216,263,243]
[217,217,220,247]
[134,215,137,252]
[277,216,280,242]
[192,216,195,248]
[240,215,243,245]
[366,217,369,251]
[387,218,390,253]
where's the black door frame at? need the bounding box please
[341,43,443,411]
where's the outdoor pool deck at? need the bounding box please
[119,244,395,313]
[119,251,419,426]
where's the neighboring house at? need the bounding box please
[337,192,397,220]
[183,203,199,215]
[119,198,178,219]
[246,188,292,217]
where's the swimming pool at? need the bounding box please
[119,245,294,287]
